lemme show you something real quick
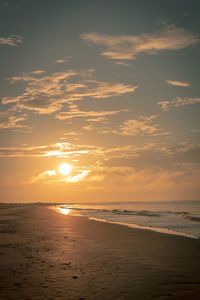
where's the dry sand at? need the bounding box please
[0,204,200,300]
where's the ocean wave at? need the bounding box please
[56,204,200,239]
[180,214,200,222]
[58,205,200,222]
[60,206,161,217]
[111,209,160,217]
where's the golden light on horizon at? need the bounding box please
[57,207,71,215]
[58,163,72,175]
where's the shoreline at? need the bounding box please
[1,204,200,299]
[54,206,199,240]
[89,217,198,239]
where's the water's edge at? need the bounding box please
[54,206,198,239]
[89,217,197,239]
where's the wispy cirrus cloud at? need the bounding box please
[0,141,156,165]
[56,106,124,121]
[165,79,191,87]
[2,70,137,116]
[119,115,162,136]
[0,35,23,46]
[1,141,198,167]
[0,142,96,158]
[1,139,199,192]
[158,97,200,111]
[81,25,199,60]
[85,165,200,199]
[0,115,28,129]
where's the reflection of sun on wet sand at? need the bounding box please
[57,206,71,215]
[0,203,200,299]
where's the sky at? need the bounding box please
[0,0,200,203]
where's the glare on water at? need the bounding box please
[58,207,71,215]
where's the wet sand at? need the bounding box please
[0,204,200,300]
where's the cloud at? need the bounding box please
[18,162,200,200]
[1,141,199,176]
[85,165,200,195]
[1,137,199,199]
[0,35,23,46]
[54,59,68,64]
[83,124,113,135]
[166,80,191,87]
[30,70,46,75]
[0,115,28,129]
[81,25,199,60]
[30,169,56,183]
[158,97,200,111]
[119,115,162,136]
[30,167,90,184]
[2,70,137,116]
[66,170,90,183]
[0,141,155,173]
[56,107,122,121]
[0,142,97,158]
[167,143,200,163]
[104,143,200,170]
[158,100,171,111]
[54,56,73,64]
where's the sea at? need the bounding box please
[56,201,200,239]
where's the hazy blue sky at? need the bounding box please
[0,0,199,202]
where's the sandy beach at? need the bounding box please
[0,204,200,300]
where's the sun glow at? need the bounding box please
[46,170,56,176]
[58,163,72,175]
[57,207,71,215]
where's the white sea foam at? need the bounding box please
[56,201,200,239]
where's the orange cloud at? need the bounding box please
[2,70,137,117]
[30,167,90,184]
[0,142,97,158]
[165,79,191,87]
[81,25,199,60]
[119,115,162,136]
[66,170,90,183]
[56,107,122,121]
[83,164,200,201]
[30,169,57,183]
[0,115,28,129]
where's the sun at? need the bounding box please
[58,163,72,175]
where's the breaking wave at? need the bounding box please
[59,205,200,222]
[56,202,200,239]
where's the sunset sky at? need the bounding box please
[0,0,200,202]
